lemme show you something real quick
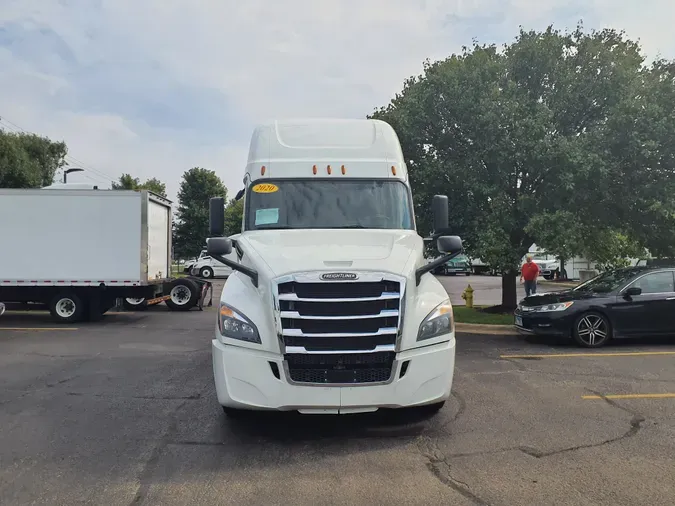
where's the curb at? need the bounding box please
[456,322,518,335]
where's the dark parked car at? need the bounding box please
[433,254,472,276]
[514,266,675,348]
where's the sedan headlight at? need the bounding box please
[218,303,261,343]
[418,299,454,341]
[521,301,574,313]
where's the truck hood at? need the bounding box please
[240,229,420,277]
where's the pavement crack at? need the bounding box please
[518,390,646,459]
[417,435,490,505]
[499,357,528,372]
[46,375,80,388]
[129,383,211,505]
[65,392,202,400]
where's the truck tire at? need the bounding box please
[123,298,148,311]
[199,266,214,279]
[165,278,199,311]
[49,292,84,323]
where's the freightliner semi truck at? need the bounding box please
[206,118,463,416]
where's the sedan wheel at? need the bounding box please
[573,312,611,348]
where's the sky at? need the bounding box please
[1,0,673,203]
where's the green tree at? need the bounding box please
[0,130,67,188]
[371,25,675,309]
[112,173,167,197]
[223,198,244,236]
[173,167,227,258]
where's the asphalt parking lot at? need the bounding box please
[1,279,675,505]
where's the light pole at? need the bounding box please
[63,167,84,183]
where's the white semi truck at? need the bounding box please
[0,187,210,322]
[205,118,463,416]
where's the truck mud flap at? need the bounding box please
[184,276,213,311]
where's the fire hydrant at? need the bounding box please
[461,284,474,308]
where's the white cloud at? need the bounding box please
[0,0,673,201]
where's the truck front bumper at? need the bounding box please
[212,338,456,414]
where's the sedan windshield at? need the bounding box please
[573,268,642,294]
[245,179,414,231]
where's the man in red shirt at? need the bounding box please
[520,255,540,297]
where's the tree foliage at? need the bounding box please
[371,25,675,308]
[0,130,67,188]
[112,173,167,197]
[223,198,244,237]
[173,167,227,258]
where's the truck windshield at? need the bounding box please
[245,179,414,231]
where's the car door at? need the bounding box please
[611,270,675,336]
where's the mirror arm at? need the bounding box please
[415,251,462,286]
[210,255,259,288]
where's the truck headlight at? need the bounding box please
[417,299,454,341]
[218,303,261,343]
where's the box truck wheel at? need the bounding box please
[49,292,84,323]
[165,278,199,311]
[123,298,148,311]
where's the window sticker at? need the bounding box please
[255,208,279,225]
[252,183,279,193]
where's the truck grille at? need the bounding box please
[285,352,395,384]
[276,275,403,384]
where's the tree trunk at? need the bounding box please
[501,270,518,310]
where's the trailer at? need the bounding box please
[0,187,209,322]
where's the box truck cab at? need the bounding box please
[207,118,462,415]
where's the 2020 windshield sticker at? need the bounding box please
[255,208,279,225]
[252,183,279,193]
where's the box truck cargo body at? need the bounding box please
[0,188,207,322]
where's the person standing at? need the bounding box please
[520,255,540,297]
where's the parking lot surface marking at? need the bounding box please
[582,393,675,400]
[501,350,675,359]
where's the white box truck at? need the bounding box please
[0,187,209,322]
[205,118,463,416]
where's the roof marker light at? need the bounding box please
[312,165,317,175]
[327,165,332,175]
[391,166,397,176]
[261,166,266,176]
[341,165,346,175]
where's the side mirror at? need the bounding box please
[437,235,462,254]
[209,197,225,237]
[235,188,245,201]
[431,195,449,235]
[207,237,232,256]
[624,286,642,298]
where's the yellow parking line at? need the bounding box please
[0,327,78,331]
[501,351,675,359]
[583,393,675,400]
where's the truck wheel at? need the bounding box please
[49,292,84,323]
[165,278,199,311]
[123,298,148,311]
[199,266,214,279]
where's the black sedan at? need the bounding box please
[514,267,675,347]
